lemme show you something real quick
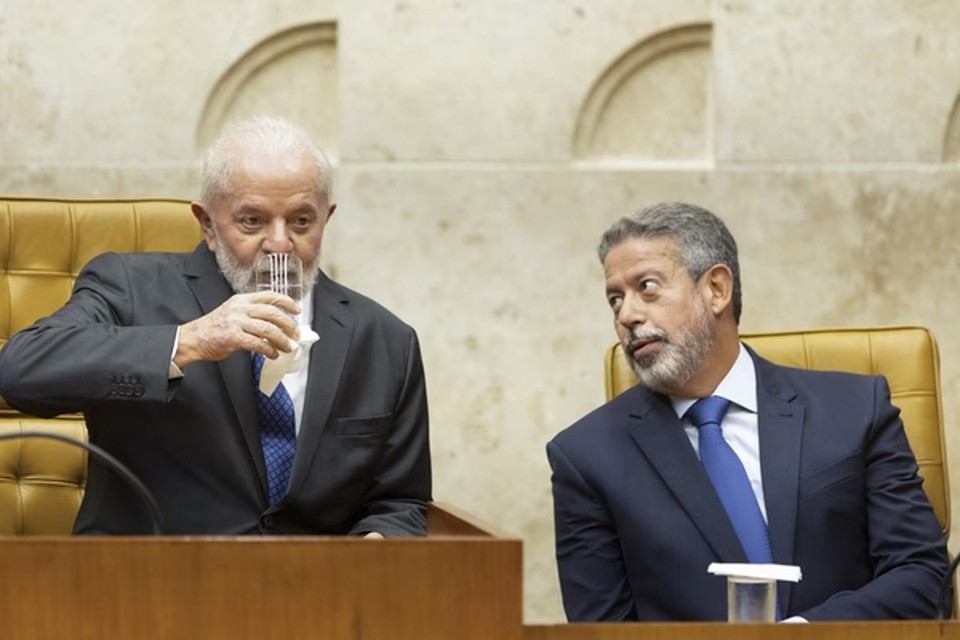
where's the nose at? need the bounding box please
[616,292,647,331]
[261,219,294,254]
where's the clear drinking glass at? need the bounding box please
[253,253,303,317]
[726,576,776,622]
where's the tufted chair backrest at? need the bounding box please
[604,326,950,541]
[0,197,200,534]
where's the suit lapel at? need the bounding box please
[751,349,804,616]
[626,387,749,563]
[183,245,268,492]
[286,272,354,496]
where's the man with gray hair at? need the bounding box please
[547,202,947,620]
[0,116,431,537]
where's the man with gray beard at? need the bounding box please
[0,116,431,537]
[547,202,947,621]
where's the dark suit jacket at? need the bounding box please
[0,244,431,536]
[547,348,948,621]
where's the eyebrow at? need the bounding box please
[287,205,319,216]
[629,266,669,282]
[232,204,267,216]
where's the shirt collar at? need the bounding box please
[671,342,757,418]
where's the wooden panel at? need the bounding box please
[0,536,523,640]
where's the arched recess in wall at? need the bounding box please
[196,22,339,160]
[944,91,960,163]
[573,23,712,162]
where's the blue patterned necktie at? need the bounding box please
[253,353,296,505]
[687,396,773,564]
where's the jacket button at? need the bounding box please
[261,514,275,529]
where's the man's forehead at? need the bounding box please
[228,149,315,181]
[604,235,682,269]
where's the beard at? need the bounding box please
[622,296,715,395]
[212,230,321,296]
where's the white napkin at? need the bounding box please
[258,327,320,395]
[707,563,802,583]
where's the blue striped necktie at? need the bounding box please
[687,396,773,564]
[253,353,296,505]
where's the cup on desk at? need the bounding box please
[727,575,776,622]
[708,562,802,623]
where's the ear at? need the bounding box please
[700,264,734,318]
[325,202,337,222]
[191,202,218,252]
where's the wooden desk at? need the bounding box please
[525,621,960,640]
[0,503,523,640]
[7,501,951,640]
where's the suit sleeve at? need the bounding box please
[349,328,432,537]
[0,252,179,418]
[799,376,949,620]
[547,439,637,621]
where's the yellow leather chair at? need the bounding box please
[604,327,950,536]
[0,197,201,534]
[604,326,951,542]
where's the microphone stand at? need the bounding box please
[0,430,163,535]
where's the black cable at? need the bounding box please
[937,556,960,620]
[0,430,163,535]
[938,554,960,620]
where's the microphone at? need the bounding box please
[0,430,163,535]
[937,554,959,620]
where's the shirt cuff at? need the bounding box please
[169,326,185,379]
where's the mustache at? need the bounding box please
[623,327,669,350]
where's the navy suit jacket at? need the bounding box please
[547,348,948,621]
[0,244,431,536]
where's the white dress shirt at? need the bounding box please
[670,343,767,522]
[283,289,313,435]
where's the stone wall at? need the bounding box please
[3,0,959,622]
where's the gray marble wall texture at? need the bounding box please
[3,0,959,622]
